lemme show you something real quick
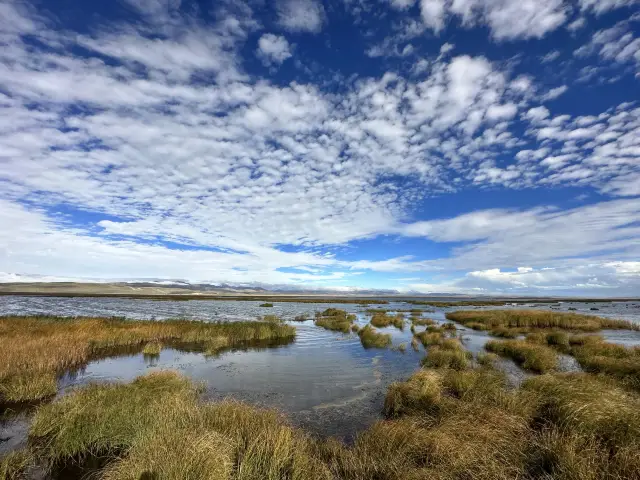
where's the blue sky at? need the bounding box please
[0,0,639,295]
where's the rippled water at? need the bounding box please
[1,296,640,451]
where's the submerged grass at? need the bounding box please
[447,309,639,332]
[358,325,392,349]
[314,308,356,333]
[0,315,295,405]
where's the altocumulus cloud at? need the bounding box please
[0,0,639,295]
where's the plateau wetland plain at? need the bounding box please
[1,295,639,479]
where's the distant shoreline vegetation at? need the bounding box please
[1,291,638,305]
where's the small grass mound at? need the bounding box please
[447,309,638,332]
[489,327,523,339]
[293,314,309,322]
[421,347,471,370]
[369,312,404,330]
[142,341,162,356]
[486,340,558,373]
[414,331,444,347]
[259,303,274,307]
[314,309,356,333]
[410,317,435,326]
[571,339,640,390]
[357,325,392,349]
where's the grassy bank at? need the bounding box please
[0,315,295,405]
[17,367,636,480]
[447,309,639,332]
[4,359,640,479]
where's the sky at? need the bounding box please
[0,0,639,296]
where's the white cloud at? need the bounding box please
[0,2,638,293]
[578,0,639,15]
[420,0,447,33]
[541,85,568,101]
[418,0,568,40]
[567,17,587,32]
[575,20,640,74]
[389,0,417,9]
[276,0,325,33]
[257,34,293,66]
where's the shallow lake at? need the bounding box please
[1,296,640,455]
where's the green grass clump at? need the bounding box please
[0,316,295,405]
[486,340,558,373]
[27,371,331,479]
[489,327,522,339]
[421,347,471,370]
[383,370,443,418]
[259,303,274,307]
[570,340,640,390]
[369,312,404,330]
[523,373,640,460]
[314,309,356,333]
[465,321,490,331]
[410,317,435,326]
[142,341,162,356]
[447,309,638,332]
[477,352,500,367]
[0,450,33,480]
[357,325,391,349]
[414,331,444,347]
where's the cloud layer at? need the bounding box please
[0,0,639,295]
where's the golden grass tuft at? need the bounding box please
[357,325,392,349]
[421,347,471,370]
[410,317,435,326]
[447,309,638,332]
[141,341,162,356]
[486,339,558,373]
[369,312,404,330]
[314,309,356,333]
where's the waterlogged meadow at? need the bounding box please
[1,296,640,479]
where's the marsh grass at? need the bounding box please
[8,364,640,480]
[293,314,309,322]
[421,347,471,370]
[489,327,523,338]
[570,339,640,390]
[259,303,274,307]
[414,331,444,347]
[0,315,295,405]
[369,312,405,330]
[314,308,356,333]
[486,340,558,373]
[410,317,435,326]
[357,325,392,349]
[142,341,162,356]
[26,371,331,480]
[411,337,420,352]
[447,309,639,332]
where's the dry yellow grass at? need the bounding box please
[486,339,558,373]
[3,363,638,480]
[447,309,638,332]
[0,315,295,404]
